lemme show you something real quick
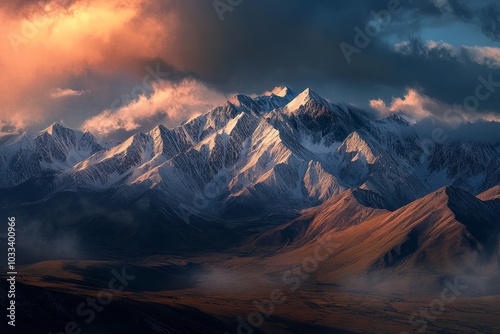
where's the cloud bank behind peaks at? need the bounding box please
[82,79,228,137]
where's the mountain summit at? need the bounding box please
[273,86,296,98]
[285,88,329,113]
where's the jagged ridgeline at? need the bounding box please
[1,87,498,218]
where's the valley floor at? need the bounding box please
[3,256,500,334]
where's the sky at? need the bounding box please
[1,0,500,139]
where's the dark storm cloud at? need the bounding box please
[144,0,500,117]
[447,0,473,21]
[480,4,500,41]
[2,0,499,136]
[354,38,500,113]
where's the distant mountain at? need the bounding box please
[0,87,499,219]
[0,123,104,187]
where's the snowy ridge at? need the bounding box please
[0,123,105,187]
[1,87,499,216]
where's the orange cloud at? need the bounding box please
[369,89,433,120]
[0,0,175,127]
[370,88,500,123]
[51,88,90,98]
[82,79,228,137]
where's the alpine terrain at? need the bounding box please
[1,87,499,334]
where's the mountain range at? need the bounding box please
[2,86,500,334]
[1,86,498,220]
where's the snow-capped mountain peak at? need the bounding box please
[228,94,254,108]
[0,123,104,187]
[42,122,59,135]
[273,86,296,98]
[226,88,298,115]
[285,88,329,113]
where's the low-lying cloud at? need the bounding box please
[82,79,228,137]
[51,88,90,98]
[370,88,500,123]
